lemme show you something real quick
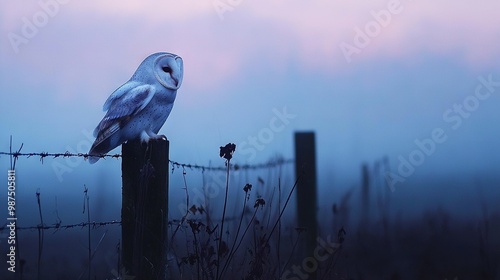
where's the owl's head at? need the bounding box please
[151,52,183,90]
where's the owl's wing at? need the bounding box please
[102,81,142,112]
[92,83,156,141]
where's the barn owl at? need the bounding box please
[88,52,183,164]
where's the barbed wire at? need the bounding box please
[0,217,249,233]
[169,158,294,172]
[0,151,294,171]
[0,151,121,163]
[0,220,121,232]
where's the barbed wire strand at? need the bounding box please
[0,217,246,232]
[0,220,121,232]
[0,151,294,172]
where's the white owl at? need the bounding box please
[88,52,183,164]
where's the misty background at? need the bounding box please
[1,0,500,278]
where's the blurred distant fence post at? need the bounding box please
[294,131,318,278]
[122,138,169,279]
[360,163,370,229]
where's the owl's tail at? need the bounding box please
[88,155,100,164]
[88,146,103,164]
[88,138,114,164]
[88,124,123,164]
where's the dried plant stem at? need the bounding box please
[216,159,231,280]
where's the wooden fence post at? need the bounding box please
[121,138,169,279]
[294,132,318,278]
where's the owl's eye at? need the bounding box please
[162,66,172,73]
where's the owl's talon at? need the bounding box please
[140,131,151,144]
[146,131,167,141]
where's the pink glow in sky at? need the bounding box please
[2,0,499,89]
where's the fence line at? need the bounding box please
[0,151,293,172]
[0,145,296,278]
[0,150,293,233]
[0,150,294,233]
